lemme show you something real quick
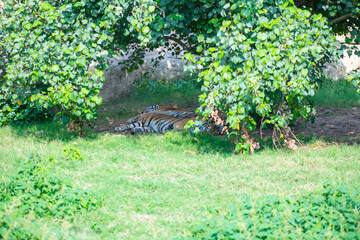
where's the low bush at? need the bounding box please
[0,204,64,240]
[182,182,360,239]
[0,154,101,218]
[0,154,102,239]
[63,145,84,161]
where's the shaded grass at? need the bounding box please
[314,79,360,108]
[1,122,360,239]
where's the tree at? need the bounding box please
[0,0,154,133]
[0,0,358,151]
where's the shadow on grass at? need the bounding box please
[174,130,359,156]
[8,120,98,143]
[178,132,235,156]
[254,132,359,152]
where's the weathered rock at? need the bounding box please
[99,49,188,103]
[323,36,360,80]
[99,58,142,103]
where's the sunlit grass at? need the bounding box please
[1,122,359,239]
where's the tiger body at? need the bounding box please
[128,105,196,124]
[115,105,223,135]
[116,112,198,134]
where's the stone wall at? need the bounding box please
[99,49,187,103]
[323,36,360,80]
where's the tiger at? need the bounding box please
[128,105,197,124]
[115,112,220,135]
[139,105,225,133]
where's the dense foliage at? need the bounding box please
[181,183,360,239]
[0,0,154,133]
[296,0,359,45]
[188,1,340,152]
[296,0,360,91]
[1,0,359,149]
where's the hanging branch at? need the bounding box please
[164,35,200,55]
[332,13,354,24]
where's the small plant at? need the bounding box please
[182,182,360,239]
[0,203,64,240]
[0,154,101,219]
[63,145,84,161]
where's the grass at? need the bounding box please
[313,79,360,108]
[1,122,360,239]
[1,78,360,239]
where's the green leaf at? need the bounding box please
[93,96,102,105]
[51,65,60,72]
[80,88,90,95]
[63,47,72,55]
[40,2,52,10]
[301,68,308,76]
[75,44,86,52]
[312,14,322,21]
[76,57,86,67]
[100,34,108,40]
[75,110,82,116]
[142,26,150,34]
[241,9,250,18]
[246,60,254,67]
[149,5,155,12]
[257,33,267,41]
[257,49,266,57]
[23,22,32,30]
[209,47,216,52]
[86,113,93,120]
[198,34,204,42]
[222,20,231,28]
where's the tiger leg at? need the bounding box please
[115,124,129,132]
[127,116,140,124]
[131,127,155,134]
[115,122,143,132]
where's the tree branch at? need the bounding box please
[332,13,354,24]
[164,35,198,55]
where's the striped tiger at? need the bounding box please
[115,112,218,134]
[139,105,225,134]
[128,105,196,124]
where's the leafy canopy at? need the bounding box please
[0,0,154,132]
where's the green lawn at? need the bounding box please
[1,79,360,239]
[1,122,360,239]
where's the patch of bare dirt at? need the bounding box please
[293,107,360,143]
